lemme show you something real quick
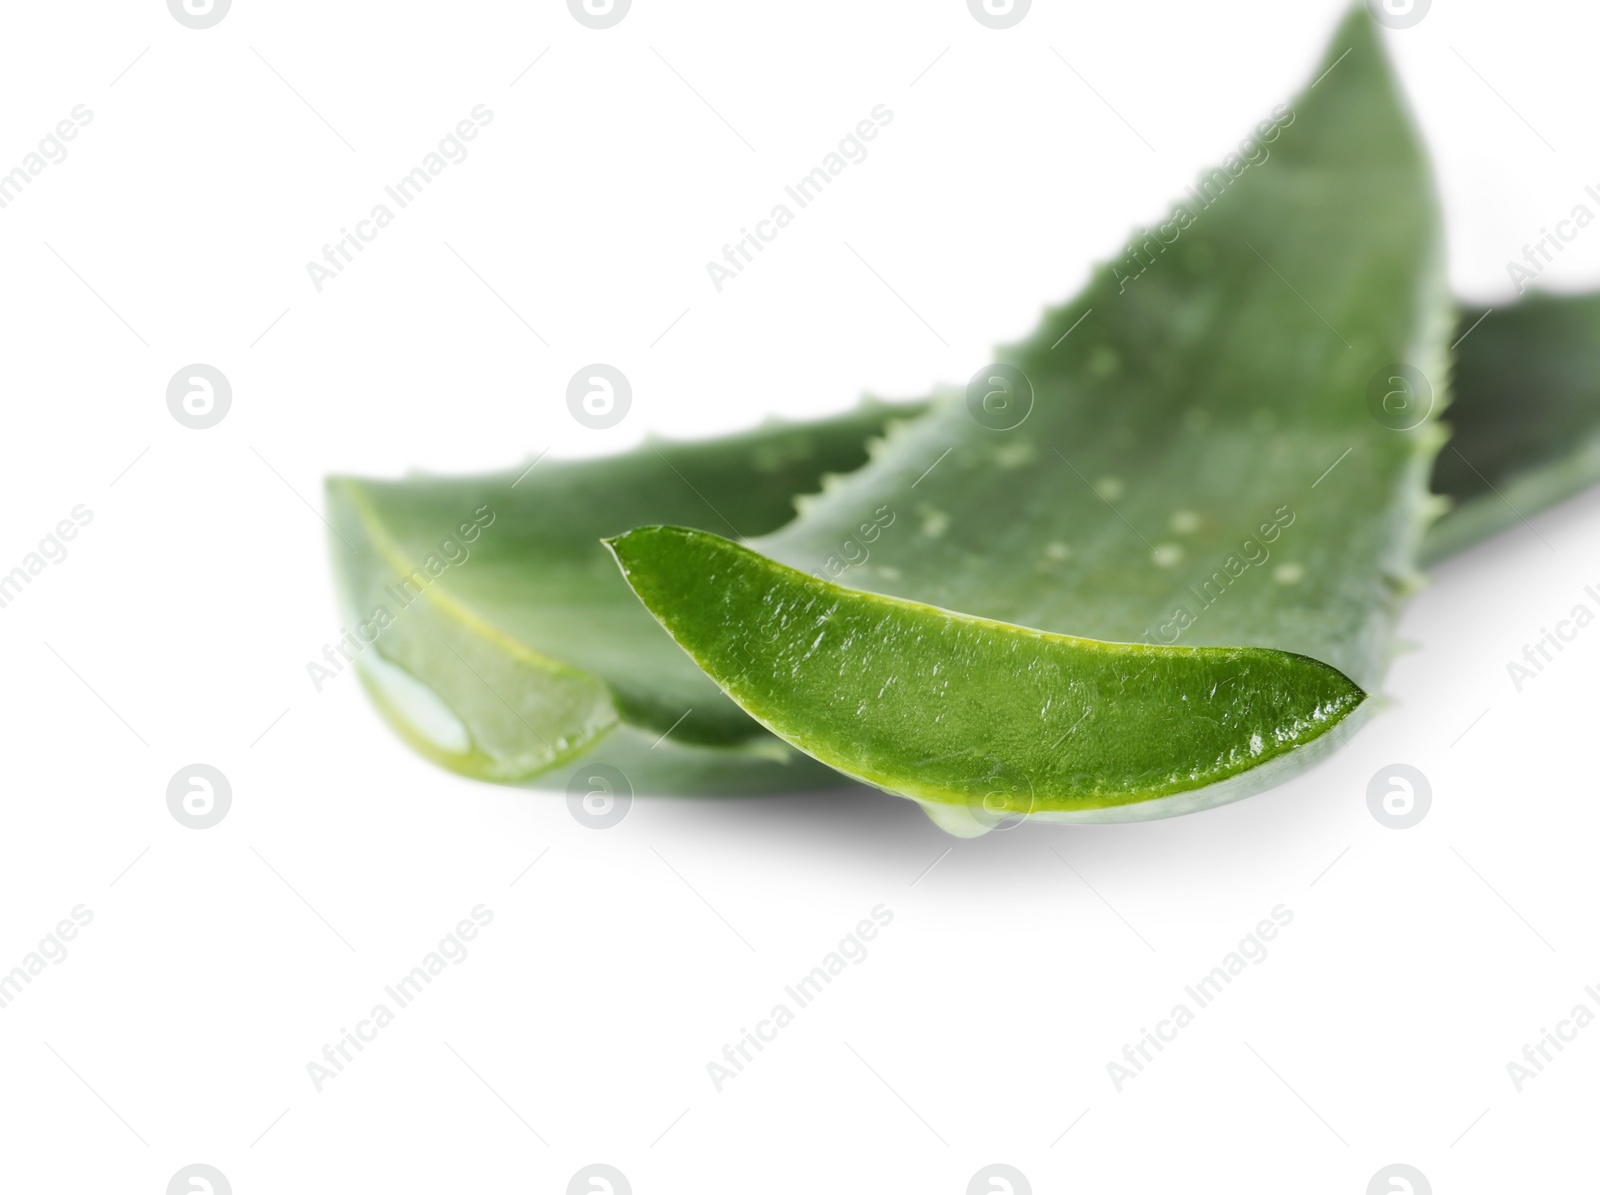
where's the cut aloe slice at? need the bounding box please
[612,7,1451,829]
[326,402,924,790]
[609,526,1366,831]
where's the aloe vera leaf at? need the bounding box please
[323,286,1600,798]
[609,526,1365,819]
[611,7,1450,827]
[326,402,924,788]
[1424,293,1600,563]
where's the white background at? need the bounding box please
[2,1,1598,1191]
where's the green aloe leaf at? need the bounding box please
[1424,292,1600,562]
[609,525,1366,827]
[610,7,1451,830]
[326,402,924,791]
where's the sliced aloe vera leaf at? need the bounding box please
[612,8,1449,825]
[1424,293,1600,563]
[326,402,924,788]
[609,526,1365,823]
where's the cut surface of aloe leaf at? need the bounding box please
[612,7,1449,824]
[326,403,924,788]
[609,526,1365,825]
[1425,293,1600,563]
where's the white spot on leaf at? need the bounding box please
[919,507,950,538]
[991,440,1037,469]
